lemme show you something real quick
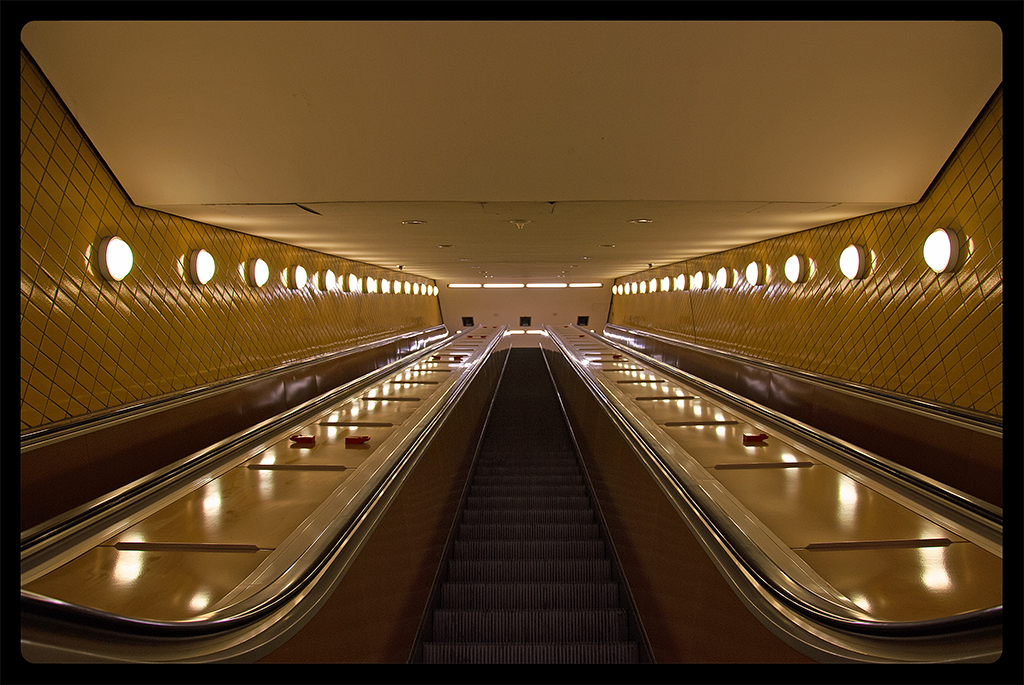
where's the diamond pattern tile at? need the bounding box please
[612,87,1002,417]
[20,50,442,431]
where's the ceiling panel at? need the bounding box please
[20,20,1003,282]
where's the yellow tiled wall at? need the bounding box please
[611,87,1003,417]
[20,49,443,431]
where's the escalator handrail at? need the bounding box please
[21,327,509,652]
[21,327,455,557]
[600,327,1003,530]
[546,326,1002,644]
[21,324,449,450]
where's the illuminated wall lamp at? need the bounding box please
[675,274,689,291]
[381,278,391,294]
[745,261,766,286]
[346,273,363,293]
[839,244,869,280]
[246,258,270,287]
[288,264,308,289]
[97,236,133,281]
[639,280,648,294]
[319,268,336,291]
[366,276,378,293]
[649,278,658,293]
[630,282,638,294]
[188,248,215,285]
[716,267,736,288]
[692,271,709,290]
[923,228,961,273]
[785,254,808,283]
[403,281,411,294]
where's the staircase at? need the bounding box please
[415,347,648,663]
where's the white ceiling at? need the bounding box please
[21,20,1003,284]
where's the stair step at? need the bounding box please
[432,610,629,642]
[456,523,600,540]
[471,474,583,486]
[463,497,593,512]
[469,484,589,498]
[420,642,639,664]
[453,539,605,559]
[446,558,613,582]
[439,582,621,610]
[461,508,595,525]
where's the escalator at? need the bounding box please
[413,348,651,663]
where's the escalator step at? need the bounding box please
[453,539,606,559]
[439,582,621,610]
[456,523,600,540]
[461,508,595,525]
[432,610,629,642]
[469,484,589,498]
[446,558,612,583]
[462,497,593,513]
[420,641,639,664]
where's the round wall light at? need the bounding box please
[649,278,658,293]
[98,236,133,281]
[246,258,270,287]
[319,268,336,291]
[839,244,869,280]
[639,280,648,294]
[345,273,362,293]
[745,261,766,286]
[675,274,689,291]
[716,267,736,289]
[403,281,412,294]
[923,228,961,273]
[366,276,378,293]
[661,276,673,292]
[189,249,215,285]
[630,281,638,295]
[381,278,391,294]
[785,254,808,283]
[288,265,308,289]
[692,271,710,290]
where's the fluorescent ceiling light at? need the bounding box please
[569,283,603,288]
[483,283,525,289]
[448,283,482,288]
[527,283,568,288]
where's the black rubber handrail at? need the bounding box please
[21,327,510,661]
[546,326,1002,651]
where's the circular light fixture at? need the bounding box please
[413,283,420,295]
[630,281,638,295]
[675,274,689,291]
[98,236,133,281]
[716,267,736,289]
[381,278,391,294]
[639,280,648,294]
[649,278,658,293]
[692,271,709,290]
[246,258,270,287]
[346,273,363,293]
[319,268,336,291]
[839,244,869,280]
[403,281,411,294]
[366,276,378,293]
[289,265,308,289]
[923,228,961,273]
[188,249,215,285]
[785,254,808,283]
[745,261,765,286]
[661,276,672,292]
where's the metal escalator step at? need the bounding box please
[460,508,595,525]
[420,641,639,664]
[462,497,593,512]
[439,582,621,611]
[453,539,606,560]
[446,558,612,582]
[456,523,600,540]
[468,484,588,498]
[470,474,584,487]
[432,609,630,642]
